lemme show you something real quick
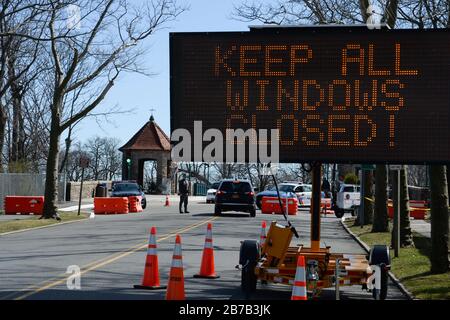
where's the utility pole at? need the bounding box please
[78,156,90,216]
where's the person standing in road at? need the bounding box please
[178,174,190,213]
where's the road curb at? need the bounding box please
[340,217,416,300]
[0,214,90,237]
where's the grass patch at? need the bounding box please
[345,219,450,300]
[0,211,88,234]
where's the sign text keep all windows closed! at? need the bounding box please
[170,27,450,163]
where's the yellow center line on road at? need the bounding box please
[7,216,219,301]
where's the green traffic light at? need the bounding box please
[126,158,131,164]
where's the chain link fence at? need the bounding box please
[0,174,65,209]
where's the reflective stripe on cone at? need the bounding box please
[134,227,166,290]
[291,255,308,300]
[166,235,185,300]
[194,223,220,279]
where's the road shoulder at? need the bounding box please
[340,217,415,300]
[0,212,89,236]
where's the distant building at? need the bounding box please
[119,115,172,194]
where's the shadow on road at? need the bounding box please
[192,213,253,218]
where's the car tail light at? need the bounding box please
[216,190,225,195]
[245,192,254,196]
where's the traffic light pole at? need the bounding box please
[126,158,131,180]
[78,167,85,216]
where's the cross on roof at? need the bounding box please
[149,108,156,121]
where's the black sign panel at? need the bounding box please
[170,27,450,163]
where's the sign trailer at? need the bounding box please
[170,26,450,300]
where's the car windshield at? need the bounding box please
[211,182,220,189]
[113,183,139,192]
[219,181,252,193]
[342,186,355,192]
[301,185,312,192]
[279,185,295,192]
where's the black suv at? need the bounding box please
[214,179,256,217]
[111,181,147,209]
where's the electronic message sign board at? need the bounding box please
[170,27,450,163]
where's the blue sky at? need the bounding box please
[68,0,253,147]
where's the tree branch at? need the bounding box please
[60,70,119,133]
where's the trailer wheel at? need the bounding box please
[334,208,345,218]
[242,260,257,295]
[239,240,259,296]
[372,268,388,300]
[369,245,390,300]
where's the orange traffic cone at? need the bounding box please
[259,220,267,247]
[291,255,308,300]
[164,195,170,207]
[134,227,166,290]
[194,223,220,279]
[165,235,185,300]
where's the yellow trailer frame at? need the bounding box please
[239,163,390,300]
[255,221,372,298]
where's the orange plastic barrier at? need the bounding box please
[4,196,44,215]
[94,197,129,214]
[321,198,332,209]
[129,196,143,213]
[261,196,298,215]
[387,200,428,220]
[320,198,335,215]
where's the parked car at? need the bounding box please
[255,183,312,209]
[111,181,147,209]
[214,179,256,217]
[206,182,221,203]
[333,184,360,218]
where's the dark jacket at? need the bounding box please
[179,179,189,195]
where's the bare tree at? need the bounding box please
[399,166,414,246]
[408,165,428,186]
[103,137,121,180]
[0,0,47,171]
[84,136,103,180]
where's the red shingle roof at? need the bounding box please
[119,117,171,152]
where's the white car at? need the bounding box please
[256,182,312,208]
[335,184,361,217]
[206,182,221,203]
[293,184,313,207]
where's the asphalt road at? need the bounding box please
[0,199,407,300]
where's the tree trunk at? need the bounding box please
[429,165,449,273]
[0,105,6,172]
[42,105,61,219]
[59,128,72,174]
[391,170,398,248]
[447,164,449,199]
[373,164,389,232]
[363,170,374,224]
[7,54,25,164]
[400,166,414,247]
